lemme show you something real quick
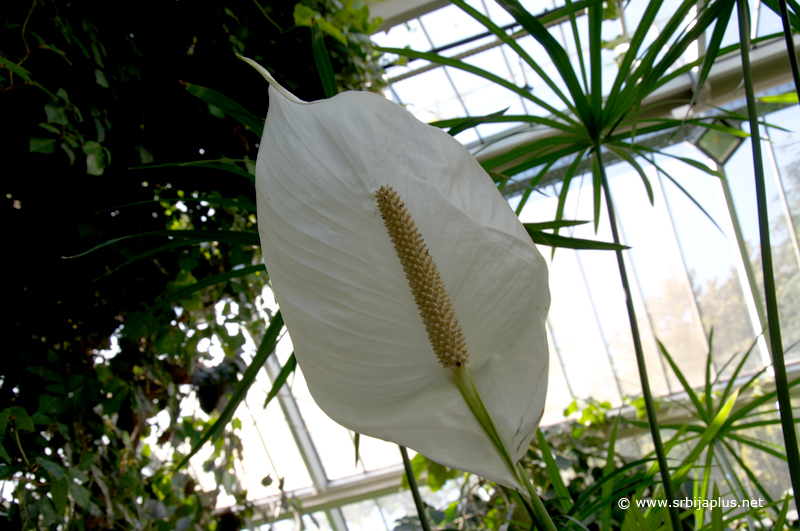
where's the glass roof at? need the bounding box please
[161,1,800,528]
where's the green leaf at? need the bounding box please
[623,495,650,531]
[711,483,723,531]
[672,389,739,485]
[605,0,664,114]
[90,465,114,516]
[433,108,508,137]
[588,0,603,124]
[762,0,800,32]
[129,159,255,182]
[565,0,588,92]
[427,461,458,492]
[601,414,621,530]
[82,141,109,176]
[689,1,735,114]
[450,0,578,115]
[658,339,709,423]
[536,430,573,513]
[311,24,338,99]
[696,443,715,525]
[354,432,360,466]
[0,54,32,82]
[432,113,582,136]
[773,493,791,530]
[481,135,588,172]
[101,197,257,215]
[625,143,723,178]
[496,0,593,129]
[605,146,653,206]
[721,439,776,511]
[722,377,800,429]
[174,311,284,471]
[592,150,602,232]
[0,407,34,433]
[375,45,579,126]
[524,226,629,251]
[68,481,91,509]
[525,220,589,231]
[98,240,202,278]
[644,156,723,233]
[0,443,11,463]
[760,91,800,103]
[725,433,787,460]
[38,497,58,527]
[515,161,556,215]
[263,352,296,408]
[569,459,656,517]
[553,149,589,241]
[704,330,715,417]
[38,394,64,415]
[36,458,68,514]
[30,137,57,154]
[646,0,731,89]
[65,229,260,259]
[181,81,263,137]
[144,264,266,317]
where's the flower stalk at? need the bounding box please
[400,446,432,531]
[595,147,681,530]
[737,0,800,514]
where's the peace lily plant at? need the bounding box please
[238,55,553,522]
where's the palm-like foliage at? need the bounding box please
[376,0,800,526]
[71,1,800,528]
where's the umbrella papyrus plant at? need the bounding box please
[240,56,550,492]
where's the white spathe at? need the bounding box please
[246,57,550,490]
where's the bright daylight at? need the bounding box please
[3,0,800,530]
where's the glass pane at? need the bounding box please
[288,362,366,481]
[542,323,575,426]
[390,68,465,123]
[568,178,673,398]
[419,4,489,49]
[340,498,391,531]
[608,162,710,390]
[761,106,800,362]
[725,119,800,363]
[357,434,403,472]
[657,143,761,377]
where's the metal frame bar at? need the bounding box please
[716,170,773,366]
[262,352,349,531]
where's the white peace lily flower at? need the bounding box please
[240,56,550,491]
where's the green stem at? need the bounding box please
[777,0,800,101]
[452,367,517,478]
[454,367,558,531]
[399,446,432,531]
[14,424,31,468]
[595,147,682,531]
[737,0,800,516]
[517,465,558,531]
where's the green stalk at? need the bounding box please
[400,446,432,531]
[737,0,800,515]
[595,148,681,531]
[452,367,517,476]
[777,0,800,100]
[517,465,558,531]
[452,367,559,531]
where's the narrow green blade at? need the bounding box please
[311,24,338,99]
[536,430,573,513]
[672,390,739,485]
[181,81,263,136]
[263,352,297,408]
[174,311,284,471]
